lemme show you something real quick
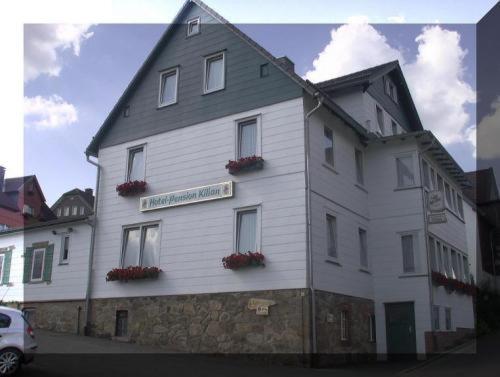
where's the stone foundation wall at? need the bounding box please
[315,290,376,362]
[21,300,86,334]
[89,289,310,354]
[425,327,475,353]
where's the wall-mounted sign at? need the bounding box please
[248,298,276,316]
[428,212,447,224]
[428,190,445,212]
[140,181,233,212]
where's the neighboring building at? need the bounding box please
[51,188,95,218]
[0,166,57,230]
[464,168,500,289]
[4,0,476,361]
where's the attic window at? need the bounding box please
[187,17,200,37]
[123,105,130,118]
[260,63,269,78]
[385,77,398,104]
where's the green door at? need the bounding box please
[385,302,417,357]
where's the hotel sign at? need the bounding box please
[140,181,233,212]
[428,190,445,212]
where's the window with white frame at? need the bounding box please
[204,52,225,93]
[444,182,452,208]
[457,195,464,218]
[340,310,349,341]
[158,67,179,107]
[385,77,398,103]
[451,188,458,212]
[121,224,160,268]
[236,208,258,253]
[355,149,364,185]
[443,246,451,277]
[422,160,431,189]
[432,305,440,330]
[376,105,385,134]
[445,307,452,330]
[359,228,368,269]
[401,233,416,273]
[31,248,45,281]
[451,249,459,279]
[186,17,200,37]
[80,206,85,215]
[72,206,78,216]
[61,235,70,263]
[237,118,258,159]
[326,214,337,259]
[396,155,415,187]
[324,126,334,166]
[64,207,70,216]
[127,146,145,182]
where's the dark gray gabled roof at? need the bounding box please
[317,60,424,132]
[85,0,368,156]
[0,215,90,236]
[50,188,94,211]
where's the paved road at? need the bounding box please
[20,330,499,377]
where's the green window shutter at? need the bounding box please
[1,250,12,285]
[43,244,54,282]
[23,247,34,283]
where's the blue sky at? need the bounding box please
[20,1,496,205]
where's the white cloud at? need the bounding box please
[24,24,94,82]
[24,95,78,129]
[387,15,406,23]
[477,98,500,159]
[304,22,476,155]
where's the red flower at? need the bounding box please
[116,180,147,196]
[222,251,265,270]
[431,271,476,296]
[106,266,161,282]
[225,156,264,174]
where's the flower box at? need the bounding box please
[222,252,265,270]
[106,266,161,282]
[431,271,476,296]
[116,180,147,197]
[225,156,264,175]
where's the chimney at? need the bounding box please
[0,166,5,192]
[276,56,295,74]
[85,188,93,197]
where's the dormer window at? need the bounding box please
[385,76,398,103]
[187,17,200,37]
[158,67,179,107]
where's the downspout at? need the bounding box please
[304,92,323,356]
[84,154,101,336]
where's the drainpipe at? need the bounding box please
[304,93,323,357]
[84,154,101,336]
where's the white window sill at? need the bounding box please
[157,101,177,109]
[325,257,341,266]
[359,267,371,274]
[203,87,225,95]
[354,183,368,193]
[322,163,339,175]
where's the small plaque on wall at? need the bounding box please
[248,298,276,316]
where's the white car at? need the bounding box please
[0,306,37,375]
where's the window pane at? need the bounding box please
[451,250,459,279]
[237,210,257,253]
[32,249,44,280]
[72,206,78,215]
[141,225,160,267]
[401,235,415,273]
[324,127,334,165]
[63,236,70,261]
[326,215,337,258]
[187,19,199,35]
[80,206,85,215]
[64,207,69,216]
[160,71,177,105]
[206,55,224,92]
[443,246,451,277]
[359,229,368,268]
[376,106,384,134]
[457,195,464,218]
[397,156,415,187]
[355,149,364,184]
[445,183,452,207]
[128,148,144,182]
[451,189,457,212]
[122,228,141,267]
[238,120,257,158]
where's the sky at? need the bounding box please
[4,0,498,205]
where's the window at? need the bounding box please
[72,206,78,216]
[444,182,452,208]
[204,52,225,93]
[451,250,459,279]
[430,168,437,190]
[127,146,145,182]
[80,206,85,215]
[445,307,452,330]
[422,160,431,189]
[22,204,34,216]
[391,120,398,135]
[376,105,385,134]
[463,256,469,282]
[340,310,349,341]
[121,224,160,268]
[326,214,337,258]
[457,195,464,218]
[436,241,443,273]
[0,313,11,329]
[369,314,376,342]
[186,17,200,37]
[429,237,437,271]
[437,174,444,193]
[0,254,4,282]
[115,310,128,337]
[61,235,70,263]
[260,63,269,78]
[123,105,130,117]
[324,127,334,166]
[237,118,258,159]
[443,246,451,277]
[451,189,458,212]
[386,77,398,103]
[64,207,70,216]
[158,67,178,107]
[236,209,258,253]
[57,208,62,217]
[396,155,415,187]
[355,149,364,185]
[432,305,440,330]
[359,228,368,268]
[31,248,45,281]
[401,234,416,273]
